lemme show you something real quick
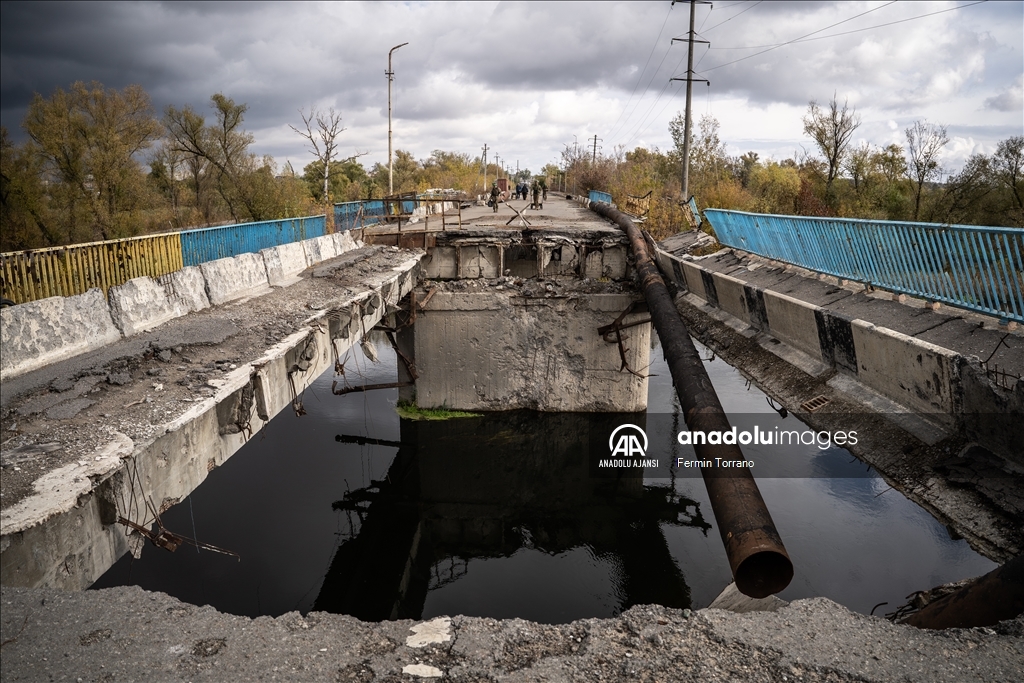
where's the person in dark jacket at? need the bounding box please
[490,182,501,213]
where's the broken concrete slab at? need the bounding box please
[1,586,1021,683]
[43,398,95,421]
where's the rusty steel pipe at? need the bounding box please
[592,201,793,598]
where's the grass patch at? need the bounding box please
[396,401,478,421]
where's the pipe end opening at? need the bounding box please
[735,551,794,599]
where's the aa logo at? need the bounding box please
[609,424,648,458]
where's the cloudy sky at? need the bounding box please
[1,1,1021,178]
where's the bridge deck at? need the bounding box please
[0,246,422,521]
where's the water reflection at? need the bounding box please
[315,412,710,623]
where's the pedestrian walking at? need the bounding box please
[531,180,541,210]
[490,182,501,213]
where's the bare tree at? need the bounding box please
[291,107,363,230]
[802,95,861,205]
[905,120,949,220]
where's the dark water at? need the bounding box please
[92,333,995,622]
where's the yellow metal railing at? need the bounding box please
[1,233,184,305]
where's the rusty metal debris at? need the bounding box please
[332,381,413,396]
[800,395,831,413]
[623,191,652,222]
[116,457,240,561]
[598,301,652,379]
[591,200,793,599]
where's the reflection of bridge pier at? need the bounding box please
[314,413,710,621]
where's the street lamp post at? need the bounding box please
[387,42,409,196]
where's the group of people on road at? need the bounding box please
[489,177,549,213]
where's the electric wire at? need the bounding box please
[702,1,907,72]
[605,3,674,140]
[700,0,762,34]
[709,0,987,50]
[617,0,984,148]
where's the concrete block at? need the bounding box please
[424,246,458,279]
[303,234,339,265]
[199,253,271,306]
[584,250,604,279]
[159,266,210,313]
[762,290,825,362]
[458,245,500,279]
[261,241,309,288]
[681,260,707,300]
[107,276,184,337]
[540,244,579,276]
[850,319,959,416]
[331,230,359,255]
[0,289,122,380]
[711,272,750,324]
[601,246,628,280]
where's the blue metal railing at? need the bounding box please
[703,209,1024,324]
[334,200,385,232]
[589,190,614,205]
[180,215,326,266]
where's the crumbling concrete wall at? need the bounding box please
[412,291,649,412]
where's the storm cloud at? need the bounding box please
[2,1,1020,174]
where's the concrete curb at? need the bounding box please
[0,289,122,381]
[158,265,210,314]
[107,276,184,337]
[303,234,339,265]
[261,241,309,288]
[200,252,272,306]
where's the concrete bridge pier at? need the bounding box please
[403,288,651,412]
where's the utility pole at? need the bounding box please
[495,154,501,180]
[481,143,489,190]
[387,42,409,196]
[591,135,602,163]
[671,1,710,200]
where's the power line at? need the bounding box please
[700,0,762,34]
[605,4,675,140]
[704,0,897,72]
[709,1,988,50]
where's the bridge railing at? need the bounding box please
[1,233,184,304]
[179,215,326,266]
[703,209,1024,324]
[589,190,614,205]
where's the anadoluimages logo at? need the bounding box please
[608,424,648,458]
